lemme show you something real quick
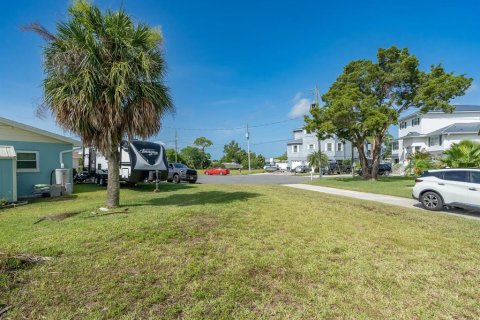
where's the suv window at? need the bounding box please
[444,170,468,182]
[422,171,444,179]
[471,171,480,184]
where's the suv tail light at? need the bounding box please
[415,178,423,183]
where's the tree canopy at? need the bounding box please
[305,46,471,180]
[27,0,173,207]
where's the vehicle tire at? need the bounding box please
[421,191,444,211]
[189,180,197,184]
[173,174,180,184]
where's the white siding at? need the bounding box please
[0,123,67,144]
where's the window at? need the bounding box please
[471,171,480,184]
[392,142,399,150]
[444,170,468,182]
[412,118,420,126]
[326,143,333,152]
[470,171,480,184]
[337,143,343,151]
[292,145,299,153]
[400,122,407,129]
[428,135,443,147]
[16,151,39,172]
[308,144,315,150]
[422,171,444,179]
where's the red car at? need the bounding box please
[204,167,230,175]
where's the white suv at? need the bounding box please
[412,169,480,211]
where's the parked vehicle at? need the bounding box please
[223,162,243,170]
[294,165,310,173]
[413,169,480,211]
[204,167,230,175]
[93,140,168,186]
[356,163,392,176]
[167,163,198,183]
[264,166,279,173]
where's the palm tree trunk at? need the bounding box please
[106,147,120,208]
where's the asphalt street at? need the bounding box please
[197,173,311,184]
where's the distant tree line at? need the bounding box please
[165,138,265,169]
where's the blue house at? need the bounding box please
[0,117,80,199]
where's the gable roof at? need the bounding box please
[399,105,480,122]
[0,117,81,146]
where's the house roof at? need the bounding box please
[428,122,480,136]
[0,145,16,159]
[404,131,422,137]
[287,139,303,145]
[293,128,304,132]
[0,117,81,146]
[398,105,480,121]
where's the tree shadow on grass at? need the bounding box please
[127,190,260,207]
[130,183,194,193]
[73,182,193,194]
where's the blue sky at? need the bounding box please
[1,0,479,159]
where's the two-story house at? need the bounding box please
[391,105,480,163]
[286,128,358,169]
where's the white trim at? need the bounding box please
[16,150,40,173]
[0,117,81,146]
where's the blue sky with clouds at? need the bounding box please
[1,0,479,159]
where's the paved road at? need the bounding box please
[197,173,310,185]
[284,184,480,221]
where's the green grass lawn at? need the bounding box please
[307,176,416,198]
[1,183,480,319]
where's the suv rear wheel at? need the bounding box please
[173,174,180,184]
[421,191,444,211]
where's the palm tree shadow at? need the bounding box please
[128,190,260,207]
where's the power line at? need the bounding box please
[162,116,303,132]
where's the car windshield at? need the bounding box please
[174,163,187,169]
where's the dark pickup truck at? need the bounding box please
[167,163,198,184]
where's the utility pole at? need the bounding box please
[175,129,178,163]
[246,124,251,173]
[315,84,323,179]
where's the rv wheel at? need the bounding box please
[173,174,180,184]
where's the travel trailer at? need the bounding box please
[83,140,168,186]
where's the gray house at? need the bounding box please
[287,128,358,169]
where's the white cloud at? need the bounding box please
[288,92,311,118]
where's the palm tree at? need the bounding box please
[26,1,173,207]
[441,140,480,168]
[307,151,329,172]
